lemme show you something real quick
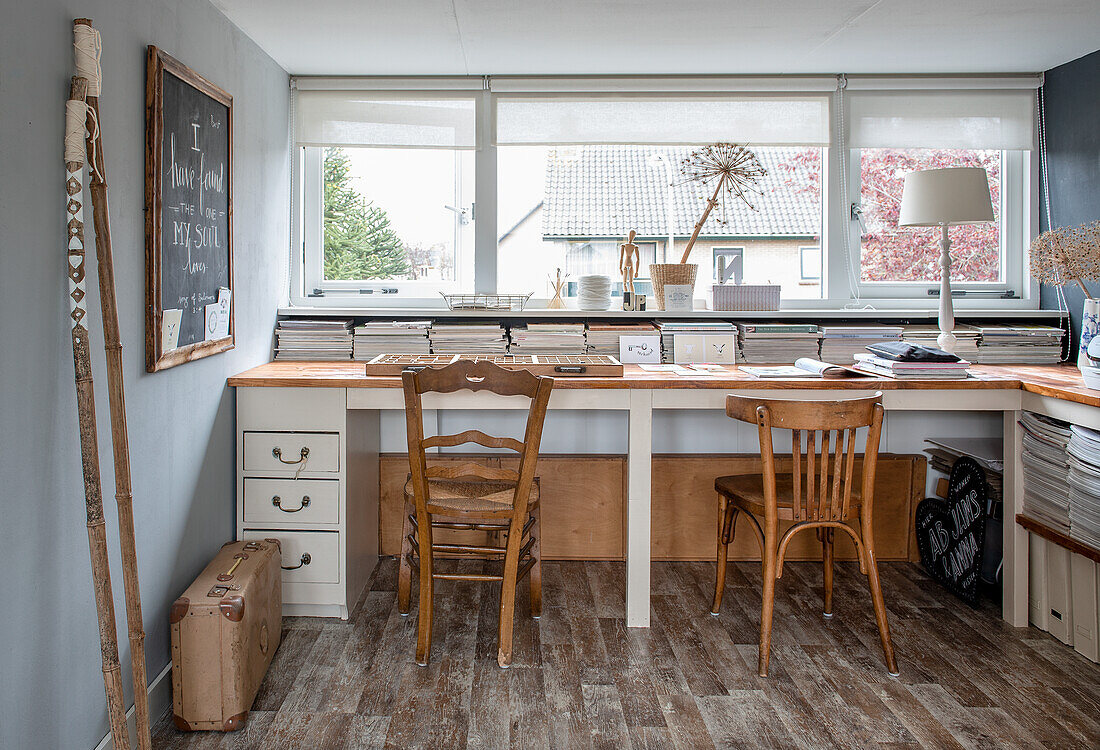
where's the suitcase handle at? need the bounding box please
[217,553,248,582]
[272,446,309,465]
[282,553,311,570]
[272,495,311,513]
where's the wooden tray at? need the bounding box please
[364,353,624,377]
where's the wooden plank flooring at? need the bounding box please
[153,559,1100,749]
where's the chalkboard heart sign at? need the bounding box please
[915,456,988,604]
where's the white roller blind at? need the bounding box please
[494,96,831,147]
[848,90,1036,150]
[295,91,477,149]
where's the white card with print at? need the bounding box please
[673,334,707,363]
[663,284,693,311]
[703,334,736,363]
[618,335,661,364]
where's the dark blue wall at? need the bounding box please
[1039,48,1100,347]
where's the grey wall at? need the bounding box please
[1038,48,1100,346]
[0,2,287,748]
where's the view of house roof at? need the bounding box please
[541,145,821,239]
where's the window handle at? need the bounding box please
[850,203,867,236]
[444,204,471,225]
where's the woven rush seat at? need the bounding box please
[715,474,862,521]
[404,475,540,515]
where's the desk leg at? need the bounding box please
[1003,409,1028,626]
[627,390,653,628]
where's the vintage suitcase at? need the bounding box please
[170,538,282,731]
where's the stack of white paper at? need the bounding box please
[1068,424,1100,549]
[1019,411,1073,532]
[352,320,431,360]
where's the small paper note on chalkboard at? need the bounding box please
[205,288,231,341]
[161,308,182,353]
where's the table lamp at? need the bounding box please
[899,167,994,354]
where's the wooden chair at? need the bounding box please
[711,393,899,677]
[398,360,554,668]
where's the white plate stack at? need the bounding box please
[577,275,611,311]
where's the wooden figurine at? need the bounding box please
[547,268,566,309]
[620,230,640,310]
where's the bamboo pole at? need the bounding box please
[65,75,133,750]
[73,19,152,750]
[677,174,727,265]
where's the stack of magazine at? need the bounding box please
[902,324,980,362]
[819,324,903,364]
[274,318,353,361]
[1019,411,1073,532]
[852,353,970,379]
[429,323,508,354]
[975,325,1065,364]
[655,321,737,363]
[586,322,658,357]
[509,322,587,354]
[352,320,431,361]
[1067,424,1100,548]
[735,323,820,363]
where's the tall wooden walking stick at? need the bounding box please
[65,75,133,750]
[74,19,152,750]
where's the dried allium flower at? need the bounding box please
[679,143,767,223]
[1030,220,1100,287]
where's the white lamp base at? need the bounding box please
[937,224,956,355]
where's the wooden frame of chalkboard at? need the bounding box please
[144,46,234,372]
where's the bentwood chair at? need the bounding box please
[398,360,554,668]
[711,393,898,677]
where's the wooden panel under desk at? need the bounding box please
[378,453,923,562]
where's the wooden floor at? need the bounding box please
[154,558,1100,749]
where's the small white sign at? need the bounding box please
[703,334,736,363]
[663,284,693,311]
[161,308,182,353]
[204,287,231,341]
[618,334,661,364]
[673,334,706,363]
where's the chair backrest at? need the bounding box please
[725,393,884,522]
[402,360,554,512]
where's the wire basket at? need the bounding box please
[440,293,532,311]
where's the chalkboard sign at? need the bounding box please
[145,46,233,372]
[915,457,988,604]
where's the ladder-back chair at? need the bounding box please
[712,392,898,677]
[398,359,554,668]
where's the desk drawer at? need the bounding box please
[242,530,340,584]
[243,432,340,474]
[243,478,340,525]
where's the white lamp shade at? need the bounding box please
[898,167,994,227]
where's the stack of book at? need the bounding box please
[902,325,980,362]
[1067,424,1100,549]
[509,322,587,355]
[924,437,1003,505]
[585,322,658,356]
[274,318,354,361]
[1019,411,1073,532]
[655,321,737,363]
[975,325,1065,364]
[428,323,509,354]
[819,324,904,364]
[852,353,970,379]
[736,323,820,363]
[352,320,431,360]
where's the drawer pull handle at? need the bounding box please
[272,495,311,513]
[272,446,309,465]
[282,553,311,570]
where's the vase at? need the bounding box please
[1079,298,1100,370]
[649,264,698,311]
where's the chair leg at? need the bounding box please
[862,532,899,676]
[822,527,834,618]
[712,494,736,615]
[397,503,413,615]
[758,524,778,677]
[497,529,522,668]
[529,505,542,619]
[414,518,434,667]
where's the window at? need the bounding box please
[289,78,1040,308]
[799,246,821,281]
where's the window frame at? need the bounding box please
[799,246,822,282]
[288,78,1041,311]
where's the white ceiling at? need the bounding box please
[212,0,1100,76]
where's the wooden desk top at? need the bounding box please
[226,362,1100,408]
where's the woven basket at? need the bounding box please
[649,264,698,311]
